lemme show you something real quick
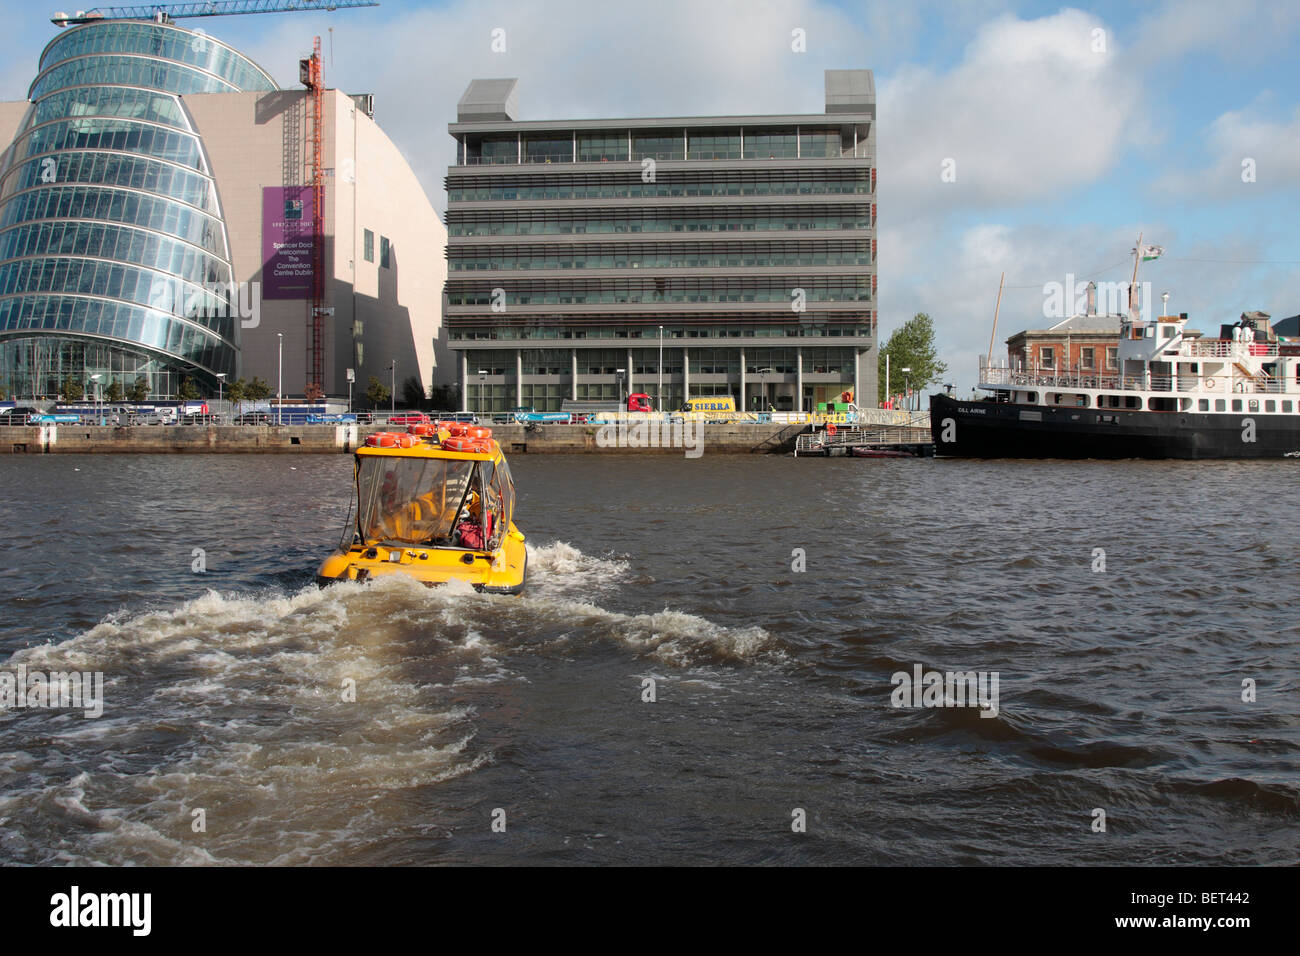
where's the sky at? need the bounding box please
[3,0,1300,390]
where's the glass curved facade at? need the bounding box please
[0,19,276,400]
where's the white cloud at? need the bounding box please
[1134,0,1300,64]
[1158,101,1300,197]
[878,9,1148,216]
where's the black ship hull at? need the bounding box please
[930,392,1300,459]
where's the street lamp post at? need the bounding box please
[276,333,283,425]
[89,373,102,425]
[616,367,625,409]
[216,373,225,423]
[658,325,663,413]
[900,366,912,411]
[757,367,773,412]
[390,360,396,415]
[477,369,487,415]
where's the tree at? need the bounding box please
[245,377,272,402]
[304,382,324,403]
[400,375,425,409]
[105,380,123,403]
[429,382,458,411]
[63,378,84,402]
[127,376,150,403]
[365,375,390,408]
[878,312,948,405]
[177,376,200,400]
[0,385,6,400]
[225,377,246,410]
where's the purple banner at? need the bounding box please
[262,186,314,299]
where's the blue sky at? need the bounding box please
[3,0,1299,388]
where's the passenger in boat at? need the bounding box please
[454,490,493,549]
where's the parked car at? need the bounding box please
[135,411,178,426]
[0,406,39,424]
[385,412,431,426]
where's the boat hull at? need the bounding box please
[316,526,528,594]
[930,393,1300,459]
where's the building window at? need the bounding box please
[577,133,628,162]
[380,236,390,268]
[363,229,374,262]
[1105,347,1118,370]
[1039,346,1055,369]
[1081,347,1095,369]
[631,134,684,162]
[523,135,572,164]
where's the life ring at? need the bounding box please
[1204,377,1215,389]
[467,425,493,440]
[446,423,470,437]
[369,431,419,448]
[826,422,838,437]
[441,436,492,453]
[408,423,438,436]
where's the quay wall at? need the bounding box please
[0,422,817,455]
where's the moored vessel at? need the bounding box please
[932,244,1300,459]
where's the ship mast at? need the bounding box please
[985,271,1005,372]
[1129,232,1142,321]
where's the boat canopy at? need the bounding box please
[358,456,474,545]
[355,451,516,549]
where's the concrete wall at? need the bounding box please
[183,89,446,400]
[336,93,449,401]
[0,424,359,453]
[0,101,31,177]
[0,422,807,454]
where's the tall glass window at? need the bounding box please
[577,133,628,162]
[743,130,799,159]
[632,133,684,161]
[522,135,572,164]
[687,131,742,160]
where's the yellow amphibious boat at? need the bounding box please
[316,422,527,593]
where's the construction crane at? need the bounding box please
[50,0,378,397]
[303,35,327,400]
[53,1,378,27]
